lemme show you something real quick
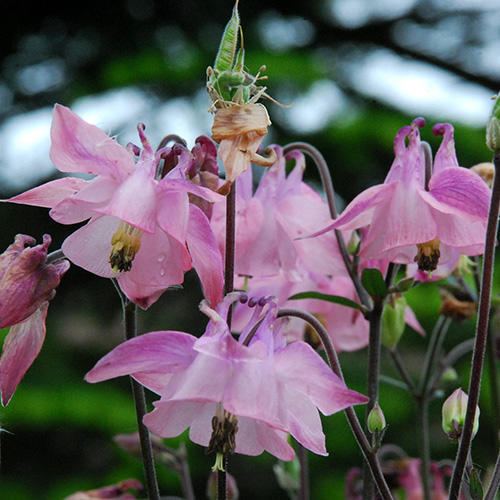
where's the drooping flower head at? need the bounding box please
[86,293,367,460]
[0,234,69,406]
[7,105,224,309]
[316,119,491,273]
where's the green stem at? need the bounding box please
[298,444,310,500]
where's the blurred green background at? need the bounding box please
[0,0,499,498]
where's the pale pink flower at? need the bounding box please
[7,105,223,309]
[211,146,344,278]
[0,234,69,405]
[317,119,491,272]
[86,294,367,459]
[65,479,143,499]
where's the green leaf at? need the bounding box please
[213,1,240,73]
[361,268,387,299]
[288,291,365,312]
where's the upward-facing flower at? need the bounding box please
[7,105,224,309]
[0,234,69,405]
[316,119,491,272]
[86,294,367,460]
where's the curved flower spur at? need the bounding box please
[313,119,491,274]
[85,293,367,463]
[6,105,224,309]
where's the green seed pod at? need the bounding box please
[381,296,407,350]
[213,1,240,73]
[486,93,500,152]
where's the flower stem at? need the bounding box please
[389,349,417,395]
[282,142,371,309]
[484,450,500,500]
[177,443,195,500]
[363,299,383,499]
[123,300,160,500]
[298,443,310,500]
[417,396,431,500]
[218,182,237,500]
[277,308,393,500]
[449,153,500,499]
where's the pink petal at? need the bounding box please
[117,230,191,309]
[99,166,158,233]
[432,211,486,252]
[84,331,196,383]
[360,186,436,260]
[277,193,345,275]
[186,205,224,307]
[255,422,295,460]
[62,216,120,278]
[426,166,491,219]
[50,104,134,179]
[6,177,88,208]
[404,306,425,336]
[275,342,368,414]
[156,191,189,244]
[224,355,284,429]
[144,400,202,438]
[432,123,459,173]
[188,401,218,446]
[0,304,48,406]
[283,386,327,455]
[315,183,395,236]
[161,179,223,203]
[165,352,231,402]
[50,177,118,224]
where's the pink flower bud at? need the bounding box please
[0,234,69,328]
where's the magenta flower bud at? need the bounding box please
[0,234,69,328]
[0,234,69,406]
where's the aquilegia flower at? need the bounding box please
[316,119,491,272]
[7,105,224,309]
[86,293,367,459]
[0,234,69,405]
[211,146,344,277]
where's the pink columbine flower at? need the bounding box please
[211,146,345,278]
[85,294,367,460]
[7,105,224,309]
[316,119,491,272]
[0,234,69,406]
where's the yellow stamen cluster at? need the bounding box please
[109,222,142,272]
[414,238,441,272]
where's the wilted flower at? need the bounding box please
[442,388,479,441]
[7,105,223,309]
[316,119,491,273]
[0,234,69,406]
[86,293,367,460]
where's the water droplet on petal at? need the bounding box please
[158,253,166,263]
[160,269,165,276]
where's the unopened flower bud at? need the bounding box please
[0,234,69,328]
[381,296,407,350]
[486,93,500,152]
[207,470,239,500]
[442,388,479,441]
[367,402,387,433]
